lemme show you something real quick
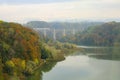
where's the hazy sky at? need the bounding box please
[0,0,120,23]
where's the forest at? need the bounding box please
[25,21,120,47]
[0,20,76,80]
[60,21,120,46]
[25,21,104,42]
[0,20,120,80]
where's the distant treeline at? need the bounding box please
[24,21,120,46]
[59,21,120,46]
[24,21,103,40]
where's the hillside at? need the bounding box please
[25,21,103,30]
[0,21,75,79]
[26,21,50,28]
[24,21,103,40]
[0,21,44,78]
[60,21,120,46]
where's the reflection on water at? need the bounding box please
[11,47,120,80]
[25,62,57,80]
[81,46,120,60]
[43,55,120,80]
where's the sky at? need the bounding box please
[0,0,120,23]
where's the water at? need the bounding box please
[26,46,120,80]
[43,55,120,80]
[77,45,108,48]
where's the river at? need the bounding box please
[26,46,120,80]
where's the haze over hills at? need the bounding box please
[25,21,103,30]
[24,21,104,41]
[24,21,120,47]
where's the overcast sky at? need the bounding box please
[0,0,120,23]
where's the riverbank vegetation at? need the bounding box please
[0,21,77,79]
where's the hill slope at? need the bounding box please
[60,21,120,46]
